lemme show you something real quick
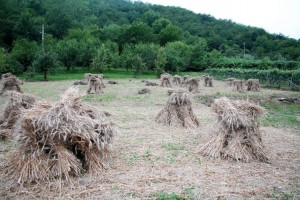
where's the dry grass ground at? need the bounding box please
[0,78,299,199]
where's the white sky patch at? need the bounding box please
[139,0,300,40]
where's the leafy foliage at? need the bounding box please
[31,50,60,80]
[0,0,300,76]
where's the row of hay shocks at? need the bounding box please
[207,68,300,90]
[158,73,214,94]
[0,72,269,185]
[226,78,261,92]
[155,73,269,162]
[0,73,117,184]
[156,89,269,163]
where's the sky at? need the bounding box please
[139,0,300,40]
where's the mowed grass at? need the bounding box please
[261,102,300,129]
[0,77,299,199]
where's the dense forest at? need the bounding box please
[0,0,300,78]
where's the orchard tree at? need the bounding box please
[91,44,112,72]
[123,22,156,45]
[155,47,167,76]
[32,50,60,80]
[133,43,160,70]
[165,41,191,72]
[159,24,183,46]
[11,38,39,71]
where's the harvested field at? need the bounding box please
[0,78,299,199]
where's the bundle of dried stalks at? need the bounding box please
[155,90,200,128]
[73,80,87,85]
[160,74,172,87]
[167,89,176,96]
[108,80,118,84]
[233,80,244,92]
[96,74,106,88]
[200,97,269,162]
[186,78,200,93]
[87,75,104,94]
[0,74,23,95]
[180,75,191,87]
[225,78,236,86]
[145,81,158,86]
[73,73,92,85]
[247,79,260,92]
[1,72,12,79]
[1,88,116,183]
[0,91,36,140]
[84,73,92,81]
[203,75,213,87]
[172,75,181,85]
[138,88,151,95]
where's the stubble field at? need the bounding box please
[0,78,299,199]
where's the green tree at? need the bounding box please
[152,18,172,34]
[102,24,121,42]
[91,44,111,72]
[56,39,81,71]
[155,47,167,76]
[205,49,222,68]
[190,38,208,71]
[142,9,160,26]
[132,54,145,77]
[133,43,160,70]
[123,22,155,45]
[10,38,39,71]
[32,50,60,80]
[159,24,183,46]
[165,41,191,72]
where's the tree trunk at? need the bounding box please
[43,70,47,80]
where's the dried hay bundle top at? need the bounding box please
[155,89,199,128]
[0,74,23,95]
[87,75,104,94]
[203,75,213,87]
[225,78,236,86]
[246,79,260,92]
[168,89,191,106]
[0,91,36,140]
[84,73,92,81]
[1,72,12,79]
[186,78,200,93]
[160,74,172,87]
[160,73,172,78]
[179,75,190,88]
[73,73,92,85]
[232,80,244,92]
[212,97,264,129]
[172,75,181,85]
[200,97,268,162]
[1,87,117,184]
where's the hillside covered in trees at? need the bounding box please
[0,0,300,77]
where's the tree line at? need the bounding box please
[0,0,299,79]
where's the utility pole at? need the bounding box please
[243,42,246,59]
[41,24,45,51]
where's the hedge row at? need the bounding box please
[209,59,300,70]
[206,68,300,90]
